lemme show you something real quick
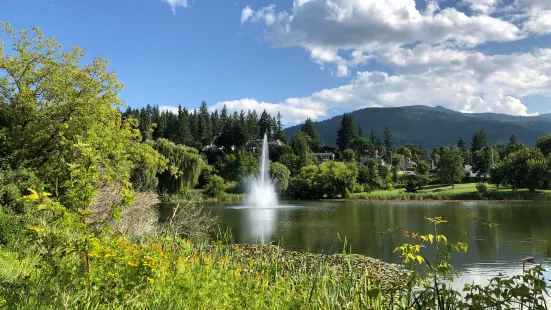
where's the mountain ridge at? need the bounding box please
[283,106,551,149]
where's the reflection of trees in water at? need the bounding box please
[213,201,551,270]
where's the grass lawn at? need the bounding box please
[350,183,551,201]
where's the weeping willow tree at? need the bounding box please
[129,141,168,191]
[153,139,204,194]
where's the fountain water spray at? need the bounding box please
[246,133,278,208]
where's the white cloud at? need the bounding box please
[463,0,501,14]
[204,47,551,124]
[159,105,179,114]
[162,0,189,14]
[241,0,529,76]
[211,98,327,125]
[241,6,254,24]
[523,8,551,34]
[231,0,551,120]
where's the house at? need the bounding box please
[202,144,219,152]
[321,146,338,153]
[312,152,335,162]
[403,157,416,167]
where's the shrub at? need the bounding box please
[476,182,488,194]
[162,202,217,241]
[204,175,226,198]
[91,186,161,240]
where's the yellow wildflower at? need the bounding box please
[88,252,100,258]
[146,277,155,284]
[104,253,116,259]
[24,189,40,201]
[27,225,45,233]
[127,261,138,267]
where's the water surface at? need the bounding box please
[164,200,551,288]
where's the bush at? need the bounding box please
[270,162,291,194]
[476,182,488,194]
[0,167,44,213]
[204,175,226,198]
[197,165,215,188]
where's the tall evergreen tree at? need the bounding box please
[275,111,287,142]
[198,101,212,145]
[457,137,470,164]
[384,127,393,161]
[336,113,358,150]
[138,107,152,141]
[369,129,377,148]
[300,118,323,152]
[358,125,363,137]
[259,110,272,138]
[471,129,488,154]
[506,134,524,155]
[211,110,220,137]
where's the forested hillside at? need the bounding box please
[284,106,551,149]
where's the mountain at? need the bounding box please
[284,106,551,150]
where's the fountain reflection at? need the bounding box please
[242,207,278,244]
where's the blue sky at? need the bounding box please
[2,0,551,124]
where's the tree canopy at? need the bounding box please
[336,113,358,150]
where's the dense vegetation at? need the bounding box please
[1,24,549,309]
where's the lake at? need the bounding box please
[163,200,551,289]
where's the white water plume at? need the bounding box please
[246,133,278,208]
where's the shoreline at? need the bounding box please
[341,198,539,203]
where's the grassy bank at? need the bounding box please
[0,237,407,309]
[349,183,551,201]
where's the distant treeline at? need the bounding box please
[122,103,287,150]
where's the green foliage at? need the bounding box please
[129,142,167,191]
[300,118,323,152]
[215,151,257,182]
[288,165,322,199]
[336,113,358,150]
[536,134,551,156]
[404,175,428,193]
[491,148,550,192]
[437,147,465,189]
[358,159,380,189]
[291,132,311,169]
[269,162,290,194]
[397,146,411,159]
[153,139,204,194]
[288,162,358,199]
[391,153,404,169]
[476,182,488,194]
[471,129,488,154]
[0,166,43,213]
[384,127,393,161]
[319,161,358,198]
[204,175,226,198]
[0,23,135,191]
[279,152,299,174]
[417,161,430,175]
[472,146,492,179]
[235,150,258,181]
[342,148,356,162]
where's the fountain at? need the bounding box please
[246,133,278,208]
